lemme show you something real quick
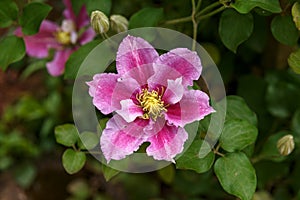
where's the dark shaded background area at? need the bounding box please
[1,0,300,199]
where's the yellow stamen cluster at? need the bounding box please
[55,31,71,45]
[136,88,167,120]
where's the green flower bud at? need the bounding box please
[110,15,129,33]
[90,10,109,34]
[292,2,300,30]
[277,134,295,156]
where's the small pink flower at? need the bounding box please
[15,0,95,76]
[87,35,215,163]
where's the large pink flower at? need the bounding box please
[87,35,215,163]
[15,0,95,76]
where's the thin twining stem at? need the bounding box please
[197,6,226,22]
[191,0,198,51]
[196,1,222,17]
[196,0,203,12]
[163,1,224,25]
[163,16,192,25]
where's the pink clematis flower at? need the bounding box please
[15,0,95,76]
[87,35,215,163]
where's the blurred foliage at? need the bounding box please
[1,0,300,200]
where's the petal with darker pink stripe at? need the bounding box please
[155,48,202,87]
[116,35,159,75]
[86,73,120,114]
[146,124,188,162]
[100,115,148,163]
[165,90,215,127]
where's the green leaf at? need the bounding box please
[176,140,215,173]
[99,118,110,131]
[157,164,175,184]
[265,74,300,118]
[0,156,13,170]
[129,7,164,29]
[15,96,46,120]
[14,163,37,189]
[64,40,99,79]
[62,149,86,174]
[71,0,111,15]
[243,143,255,157]
[288,49,300,74]
[237,75,268,116]
[102,164,120,181]
[21,60,47,79]
[219,9,253,53]
[271,15,299,46]
[226,95,258,126]
[0,0,18,28]
[78,131,99,150]
[86,0,111,16]
[0,36,25,70]
[19,2,52,35]
[55,124,79,147]
[255,161,289,189]
[292,109,300,135]
[220,119,258,152]
[214,152,257,200]
[231,0,282,14]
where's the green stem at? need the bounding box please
[72,144,78,151]
[215,151,225,157]
[213,144,225,157]
[197,6,226,22]
[191,0,198,51]
[101,32,118,50]
[101,32,109,40]
[196,0,203,12]
[196,1,221,17]
[163,16,192,25]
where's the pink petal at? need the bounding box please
[116,99,143,123]
[162,77,184,105]
[146,124,188,162]
[147,64,182,88]
[155,48,202,87]
[15,20,60,58]
[87,73,120,114]
[116,35,159,75]
[76,5,90,28]
[46,49,73,76]
[100,115,148,163]
[79,27,96,45]
[165,90,215,127]
[87,74,140,115]
[143,117,167,138]
[122,63,155,86]
[63,0,76,21]
[111,77,141,109]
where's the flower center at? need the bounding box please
[136,88,167,121]
[55,31,71,45]
[55,20,77,45]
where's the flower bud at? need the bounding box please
[292,2,300,30]
[277,134,295,156]
[90,10,109,34]
[110,15,128,33]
